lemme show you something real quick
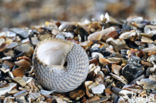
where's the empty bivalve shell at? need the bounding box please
[32,38,89,93]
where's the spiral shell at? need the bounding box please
[32,39,89,93]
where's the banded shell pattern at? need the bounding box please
[32,39,89,93]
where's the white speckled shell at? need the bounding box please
[32,39,89,93]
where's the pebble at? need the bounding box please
[106,38,127,51]
[40,90,54,96]
[119,30,137,39]
[55,33,65,40]
[13,77,27,87]
[15,43,34,56]
[90,47,100,53]
[91,83,105,94]
[63,32,74,38]
[141,36,153,43]
[6,42,18,49]
[110,73,128,84]
[144,25,156,35]
[100,47,111,57]
[0,31,16,37]
[142,45,156,52]
[137,78,156,89]
[29,92,41,100]
[0,81,7,88]
[10,28,31,38]
[88,27,116,41]
[14,90,27,97]
[30,36,39,45]
[69,89,85,100]
[122,56,144,82]
[16,96,27,103]
[127,16,143,23]
[91,52,104,58]
[0,38,5,46]
[0,83,17,96]
[111,64,121,75]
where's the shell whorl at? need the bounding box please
[33,39,89,93]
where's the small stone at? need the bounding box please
[10,28,31,38]
[88,27,116,41]
[90,47,100,53]
[119,30,137,39]
[110,73,128,84]
[0,31,16,37]
[105,88,112,97]
[13,77,27,87]
[80,41,93,49]
[99,57,109,65]
[92,52,104,58]
[58,23,70,31]
[106,38,127,51]
[85,96,100,103]
[69,89,85,100]
[38,33,52,41]
[137,78,156,89]
[4,50,14,57]
[40,90,54,96]
[31,36,39,45]
[15,59,31,69]
[29,92,41,100]
[85,81,94,97]
[122,56,144,82]
[51,28,59,35]
[144,25,156,35]
[16,96,27,103]
[91,84,105,94]
[56,34,65,40]
[23,76,33,84]
[0,83,16,96]
[14,90,27,97]
[12,67,25,77]
[0,38,5,46]
[107,57,122,64]
[1,56,12,60]
[147,55,156,63]
[0,38,6,52]
[100,47,111,57]
[141,60,153,67]
[95,71,104,83]
[0,62,11,73]
[127,16,143,23]
[63,32,74,38]
[149,75,156,81]
[15,43,34,56]
[3,61,14,69]
[55,97,67,103]
[112,64,122,75]
[141,36,153,43]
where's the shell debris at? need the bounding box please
[0,14,156,102]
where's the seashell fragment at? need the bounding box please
[122,56,144,82]
[137,78,156,89]
[10,28,32,38]
[144,25,156,35]
[91,83,105,94]
[88,27,116,41]
[0,83,17,96]
[119,30,137,39]
[32,39,89,93]
[69,89,85,100]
